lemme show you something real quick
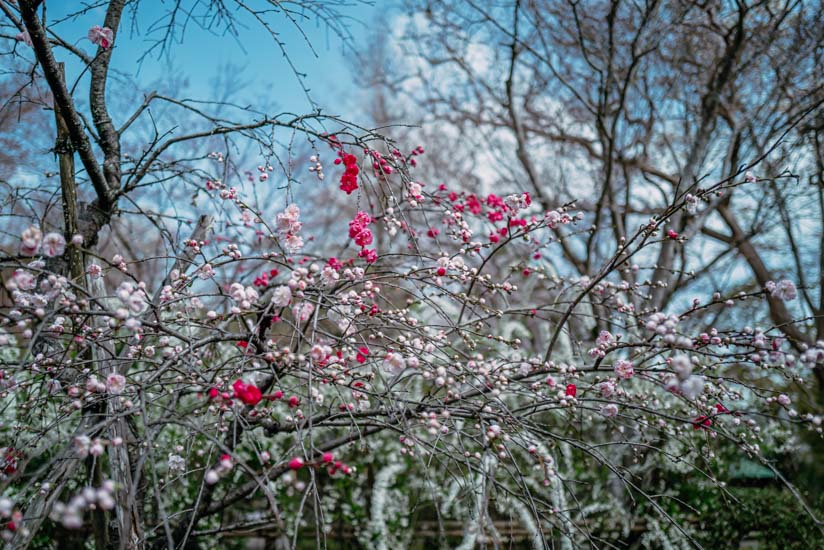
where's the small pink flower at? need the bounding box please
[288,457,304,470]
[596,331,613,346]
[10,270,36,291]
[86,264,103,278]
[597,380,615,398]
[614,359,634,379]
[42,232,66,257]
[106,373,127,395]
[20,226,42,256]
[88,26,114,49]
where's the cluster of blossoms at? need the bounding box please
[336,152,360,194]
[766,279,797,301]
[72,435,108,459]
[664,354,704,400]
[228,281,259,312]
[268,267,318,322]
[84,373,127,395]
[800,341,824,367]
[589,330,616,358]
[307,155,324,180]
[504,192,532,213]
[349,211,377,264]
[231,379,263,406]
[288,452,353,476]
[369,149,396,180]
[0,448,22,480]
[19,226,66,257]
[247,164,273,183]
[0,125,818,549]
[644,312,693,347]
[204,454,234,485]
[276,203,304,253]
[253,268,279,288]
[0,497,23,541]
[50,482,116,529]
[111,281,148,330]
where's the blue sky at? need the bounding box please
[49,1,382,116]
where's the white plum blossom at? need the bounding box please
[383,352,406,373]
[679,375,704,400]
[671,354,693,381]
[685,193,698,214]
[228,283,259,309]
[115,282,148,314]
[320,265,340,286]
[168,454,186,472]
[89,439,105,457]
[51,481,117,529]
[271,285,292,307]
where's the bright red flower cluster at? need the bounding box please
[336,153,359,194]
[232,380,263,406]
[1,447,22,477]
[288,452,352,476]
[348,212,373,246]
[253,269,279,287]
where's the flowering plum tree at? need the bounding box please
[0,1,822,549]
